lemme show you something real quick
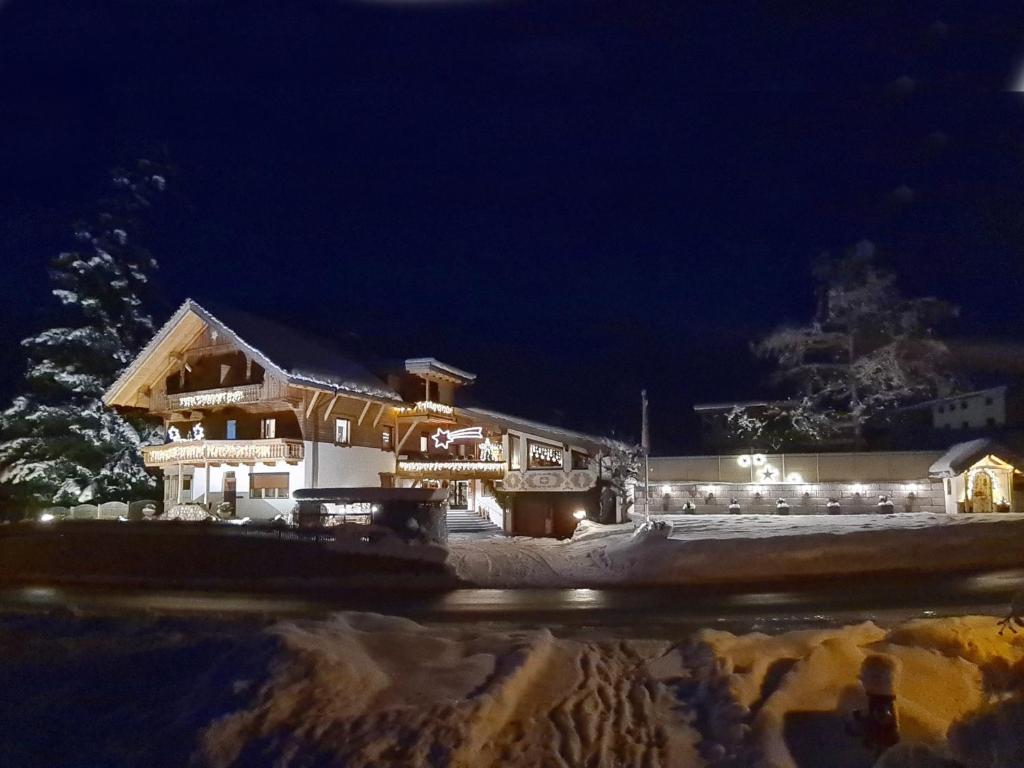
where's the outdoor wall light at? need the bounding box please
[38,513,55,523]
[573,509,587,520]
[660,484,671,495]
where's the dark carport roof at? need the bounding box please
[292,487,448,503]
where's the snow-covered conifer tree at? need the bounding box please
[741,241,958,444]
[0,160,168,510]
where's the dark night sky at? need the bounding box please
[1,1,1023,452]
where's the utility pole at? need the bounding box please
[641,389,651,523]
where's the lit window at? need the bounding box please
[382,426,393,450]
[260,418,276,439]
[226,420,237,440]
[527,440,563,470]
[250,472,289,499]
[335,418,351,445]
[419,434,428,452]
[509,434,521,470]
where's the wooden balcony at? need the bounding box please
[143,438,304,468]
[153,380,288,412]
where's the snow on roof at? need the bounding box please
[404,357,476,383]
[928,438,1022,476]
[692,400,799,413]
[459,405,630,452]
[198,302,403,402]
[891,385,1009,413]
[105,299,404,406]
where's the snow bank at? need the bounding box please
[197,614,1024,767]
[7,611,1024,767]
[200,613,699,768]
[448,514,1024,587]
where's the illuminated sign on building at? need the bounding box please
[397,460,505,476]
[397,401,455,418]
[176,389,249,409]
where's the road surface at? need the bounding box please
[3,567,1021,635]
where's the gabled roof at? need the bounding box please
[928,438,1022,477]
[104,299,403,407]
[458,406,630,453]
[404,357,476,384]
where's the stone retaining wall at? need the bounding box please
[635,480,945,515]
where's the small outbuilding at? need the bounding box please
[928,439,1023,514]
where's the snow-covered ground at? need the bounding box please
[6,610,1024,767]
[448,514,1024,587]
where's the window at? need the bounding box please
[985,397,994,406]
[335,417,351,445]
[527,440,563,470]
[509,434,521,470]
[260,418,276,439]
[382,426,393,450]
[571,450,590,470]
[226,420,237,440]
[419,434,429,452]
[250,472,290,499]
[181,475,192,493]
[961,401,968,410]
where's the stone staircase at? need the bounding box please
[446,508,503,537]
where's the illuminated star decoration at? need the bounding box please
[431,426,483,449]
[761,467,776,481]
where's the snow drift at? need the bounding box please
[448,514,1024,587]
[7,611,1024,767]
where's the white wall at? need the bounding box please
[189,460,305,521]
[309,442,396,488]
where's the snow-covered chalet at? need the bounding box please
[103,300,621,537]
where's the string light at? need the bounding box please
[432,427,483,449]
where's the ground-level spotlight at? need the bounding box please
[38,513,55,523]
[573,509,587,521]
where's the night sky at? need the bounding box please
[1,1,1023,452]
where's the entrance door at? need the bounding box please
[448,481,469,510]
[972,471,994,513]
[224,471,237,512]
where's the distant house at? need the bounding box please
[874,385,1024,450]
[104,299,625,537]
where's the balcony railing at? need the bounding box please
[142,438,304,467]
[153,380,288,412]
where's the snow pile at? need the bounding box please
[7,612,1024,767]
[200,613,699,767]
[198,614,1024,768]
[448,514,1024,587]
[696,616,1024,768]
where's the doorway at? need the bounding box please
[224,471,237,513]
[448,480,469,510]
[971,471,994,513]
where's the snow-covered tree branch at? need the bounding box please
[731,241,959,446]
[0,159,170,511]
